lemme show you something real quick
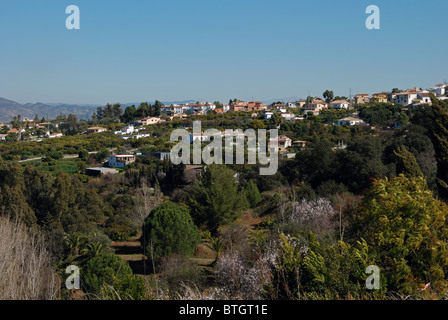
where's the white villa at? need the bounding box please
[336,117,365,126]
[330,100,351,109]
[108,154,136,168]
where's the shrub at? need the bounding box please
[157,254,206,299]
[82,253,133,296]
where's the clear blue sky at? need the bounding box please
[0,0,447,105]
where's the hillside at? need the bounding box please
[0,98,97,123]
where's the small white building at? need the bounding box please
[336,117,365,126]
[122,125,135,134]
[49,132,63,138]
[87,127,107,134]
[432,83,446,96]
[115,125,135,135]
[395,92,418,106]
[418,92,432,105]
[280,112,295,121]
[264,112,274,120]
[108,154,136,168]
[330,100,351,109]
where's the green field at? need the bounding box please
[24,158,80,175]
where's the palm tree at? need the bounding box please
[323,90,334,103]
[205,236,225,265]
[82,242,107,258]
[65,233,87,257]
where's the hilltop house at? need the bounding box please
[138,117,161,126]
[355,94,370,104]
[336,117,365,126]
[7,128,25,135]
[114,125,135,135]
[87,126,107,134]
[264,112,274,120]
[411,92,433,109]
[280,112,295,120]
[229,101,266,112]
[432,83,447,96]
[330,100,351,109]
[298,100,307,108]
[269,135,292,153]
[431,83,447,96]
[48,132,63,138]
[371,93,388,103]
[305,98,328,112]
[394,90,419,106]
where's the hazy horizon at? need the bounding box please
[1,0,447,105]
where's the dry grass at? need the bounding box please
[236,210,263,230]
[0,216,59,300]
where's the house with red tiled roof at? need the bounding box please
[305,98,328,112]
[87,126,107,134]
[49,132,63,138]
[7,128,25,134]
[432,83,446,96]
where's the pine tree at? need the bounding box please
[142,202,200,263]
[188,164,249,232]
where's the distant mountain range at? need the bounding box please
[0,98,197,123]
[0,97,302,123]
[0,98,98,123]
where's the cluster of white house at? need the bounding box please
[161,103,221,115]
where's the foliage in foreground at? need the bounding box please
[141,202,201,263]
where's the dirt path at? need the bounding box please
[111,235,148,275]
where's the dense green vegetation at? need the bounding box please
[1,96,448,300]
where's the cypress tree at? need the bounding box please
[393,145,423,178]
[245,179,262,207]
[427,95,448,200]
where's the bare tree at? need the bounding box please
[282,198,336,235]
[132,179,162,226]
[0,216,59,300]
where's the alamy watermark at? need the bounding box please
[170,121,279,175]
[365,265,380,290]
[65,5,380,31]
[65,5,80,30]
[65,265,80,290]
[366,5,380,30]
